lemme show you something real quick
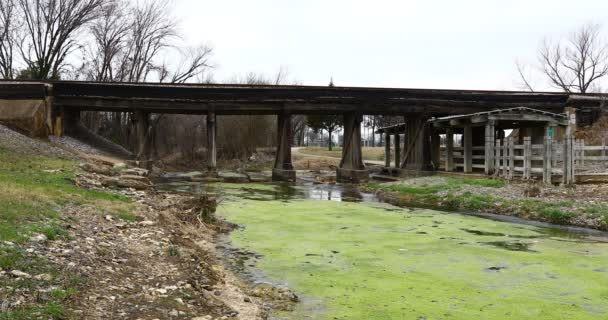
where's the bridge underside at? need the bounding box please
[1,80,602,183]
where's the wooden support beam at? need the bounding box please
[484,122,495,175]
[494,139,501,177]
[337,113,368,183]
[445,128,454,172]
[463,125,473,173]
[543,135,553,184]
[206,112,217,170]
[384,132,391,167]
[508,137,515,180]
[394,133,401,169]
[272,113,296,181]
[430,129,441,170]
[523,136,531,179]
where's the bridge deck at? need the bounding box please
[0,80,589,115]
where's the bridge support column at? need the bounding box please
[394,132,401,169]
[272,113,296,182]
[384,132,391,167]
[445,128,454,172]
[430,127,441,170]
[62,108,81,136]
[463,125,473,173]
[135,110,150,167]
[206,112,217,171]
[400,115,432,171]
[337,113,368,183]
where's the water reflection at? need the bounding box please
[155,180,379,203]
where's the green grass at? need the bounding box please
[0,146,133,243]
[365,177,608,229]
[0,145,137,318]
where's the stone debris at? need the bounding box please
[29,233,48,242]
[9,270,31,278]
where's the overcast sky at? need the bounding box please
[173,0,608,90]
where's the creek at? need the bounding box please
[157,180,608,320]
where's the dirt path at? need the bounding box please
[292,147,387,166]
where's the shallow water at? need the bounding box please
[161,181,608,320]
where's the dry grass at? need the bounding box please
[298,147,386,161]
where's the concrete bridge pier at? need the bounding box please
[400,114,433,171]
[272,113,296,182]
[206,112,217,171]
[337,113,369,183]
[134,110,150,167]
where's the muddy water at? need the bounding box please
[159,181,608,320]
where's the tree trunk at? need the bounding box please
[328,129,333,151]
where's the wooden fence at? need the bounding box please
[440,137,608,184]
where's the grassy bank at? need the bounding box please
[363,177,608,230]
[0,146,134,319]
[298,147,386,161]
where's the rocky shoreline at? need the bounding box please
[69,161,299,319]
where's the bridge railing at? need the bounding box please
[439,137,608,184]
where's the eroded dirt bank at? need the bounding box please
[0,125,294,319]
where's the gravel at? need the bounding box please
[0,124,73,159]
[49,135,110,157]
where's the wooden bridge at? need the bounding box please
[0,80,604,182]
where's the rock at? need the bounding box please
[139,221,156,226]
[119,174,151,183]
[10,270,31,278]
[169,309,179,317]
[122,168,149,177]
[29,233,47,242]
[117,177,150,190]
[34,273,53,281]
[80,162,113,176]
[218,171,249,183]
[191,316,212,320]
[243,296,251,303]
[247,172,272,183]
[160,171,203,182]
[101,177,119,187]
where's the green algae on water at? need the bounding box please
[217,184,608,320]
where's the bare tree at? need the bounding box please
[16,0,106,79]
[0,0,16,79]
[117,0,176,82]
[519,23,608,93]
[86,1,130,81]
[166,45,213,83]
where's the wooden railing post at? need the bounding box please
[562,136,574,185]
[523,137,531,179]
[603,138,607,169]
[464,125,473,173]
[543,135,553,184]
[494,139,501,177]
[508,137,515,180]
[484,122,495,175]
[502,139,508,177]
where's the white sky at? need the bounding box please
[173,0,608,90]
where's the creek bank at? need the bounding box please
[70,164,300,319]
[364,176,608,231]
